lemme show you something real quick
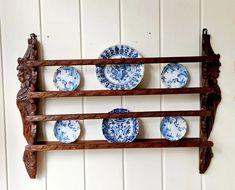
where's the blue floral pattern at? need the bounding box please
[96,45,144,90]
[53,66,80,91]
[54,120,81,143]
[102,108,139,143]
[161,63,189,88]
[160,116,187,141]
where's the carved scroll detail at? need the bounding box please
[23,150,37,178]
[200,28,221,173]
[17,34,38,145]
[17,34,38,178]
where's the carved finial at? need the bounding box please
[23,150,37,178]
[22,33,38,61]
[199,147,213,174]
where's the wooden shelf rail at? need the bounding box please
[26,138,213,151]
[29,87,214,98]
[25,55,218,67]
[27,110,210,122]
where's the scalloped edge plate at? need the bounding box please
[96,45,144,90]
[102,108,139,143]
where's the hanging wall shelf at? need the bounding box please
[17,29,221,178]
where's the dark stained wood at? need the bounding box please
[16,33,38,145]
[199,28,221,174]
[27,110,211,122]
[25,55,216,67]
[200,28,222,140]
[199,147,213,174]
[25,138,213,151]
[29,87,214,98]
[23,150,37,179]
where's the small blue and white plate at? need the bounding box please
[161,63,189,88]
[102,108,139,143]
[160,116,187,141]
[54,120,81,143]
[96,45,144,90]
[53,66,80,91]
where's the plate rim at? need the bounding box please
[160,116,187,141]
[102,108,139,143]
[53,120,81,144]
[161,63,189,88]
[96,44,144,90]
[53,66,81,91]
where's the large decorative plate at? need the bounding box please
[160,116,187,141]
[53,66,80,91]
[161,63,189,88]
[102,108,139,143]
[54,120,81,143]
[96,45,144,90]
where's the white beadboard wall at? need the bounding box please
[0,0,235,190]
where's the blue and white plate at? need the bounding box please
[53,66,80,91]
[54,120,81,143]
[102,108,139,143]
[96,45,144,90]
[160,116,187,141]
[161,63,189,88]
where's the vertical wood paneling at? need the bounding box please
[0,0,45,189]
[81,0,122,140]
[161,0,201,190]
[121,0,161,139]
[0,20,8,190]
[81,1,123,190]
[202,0,235,189]
[0,0,234,190]
[121,0,162,190]
[40,0,84,189]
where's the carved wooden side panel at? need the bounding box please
[200,29,221,173]
[17,33,38,178]
[17,33,38,144]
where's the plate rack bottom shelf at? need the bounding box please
[23,138,213,178]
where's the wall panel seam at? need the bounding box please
[200,1,204,189]
[78,0,86,190]
[38,0,47,189]
[0,19,9,190]
[159,0,165,190]
[119,1,125,190]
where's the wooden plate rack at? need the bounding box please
[17,29,221,178]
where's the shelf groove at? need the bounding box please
[26,138,213,151]
[29,87,214,98]
[27,110,211,122]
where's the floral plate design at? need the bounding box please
[96,45,144,90]
[160,116,187,141]
[53,66,80,91]
[161,63,189,88]
[54,120,81,143]
[102,108,139,143]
